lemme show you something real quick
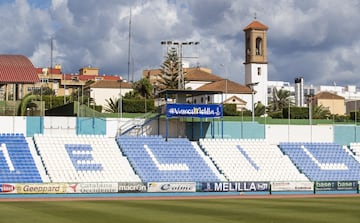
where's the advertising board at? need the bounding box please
[336,181,358,191]
[16,183,68,194]
[201,182,269,192]
[166,104,222,118]
[118,182,147,193]
[147,182,196,192]
[271,181,314,191]
[315,181,358,191]
[67,183,118,193]
[0,183,16,193]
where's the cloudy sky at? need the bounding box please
[1,0,360,87]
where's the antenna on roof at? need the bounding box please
[50,36,54,109]
[254,12,257,20]
[127,8,132,82]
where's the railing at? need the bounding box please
[118,112,160,136]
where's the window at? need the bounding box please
[246,36,250,54]
[310,89,315,96]
[257,67,261,76]
[256,37,262,55]
[40,78,48,83]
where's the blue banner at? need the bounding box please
[166,104,222,118]
[201,182,270,192]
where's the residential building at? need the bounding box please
[314,92,345,115]
[89,80,133,112]
[0,55,39,101]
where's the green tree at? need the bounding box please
[158,47,181,90]
[268,87,292,112]
[255,102,266,116]
[18,94,39,116]
[71,87,87,104]
[133,77,153,99]
[123,90,141,99]
[312,104,331,119]
[103,97,120,113]
[32,86,55,95]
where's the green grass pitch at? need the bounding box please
[0,197,359,223]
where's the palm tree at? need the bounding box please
[312,104,331,119]
[133,77,153,99]
[103,97,120,113]
[268,87,292,112]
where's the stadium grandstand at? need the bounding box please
[0,46,360,195]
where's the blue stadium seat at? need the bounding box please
[117,135,221,182]
[279,142,360,181]
[0,133,42,183]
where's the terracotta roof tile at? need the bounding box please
[243,20,268,31]
[61,74,120,81]
[48,68,62,74]
[315,91,344,100]
[143,69,161,77]
[184,68,222,81]
[91,80,133,89]
[36,68,43,73]
[103,75,121,81]
[196,79,252,94]
[0,55,39,83]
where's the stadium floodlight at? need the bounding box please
[247,82,259,122]
[160,40,200,90]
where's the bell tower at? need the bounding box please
[243,20,269,106]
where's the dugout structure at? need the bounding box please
[157,89,224,141]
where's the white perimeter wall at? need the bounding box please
[0,116,335,144]
[0,116,27,135]
[265,124,334,144]
[43,117,77,135]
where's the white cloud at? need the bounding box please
[0,0,360,86]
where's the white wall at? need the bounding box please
[213,94,252,110]
[265,124,334,144]
[245,63,268,106]
[186,81,212,90]
[0,116,27,134]
[91,88,132,112]
[0,116,338,145]
[43,117,77,135]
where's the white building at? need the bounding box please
[90,80,133,112]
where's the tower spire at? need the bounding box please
[243,19,269,107]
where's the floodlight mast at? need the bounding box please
[161,41,200,90]
[247,82,259,122]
